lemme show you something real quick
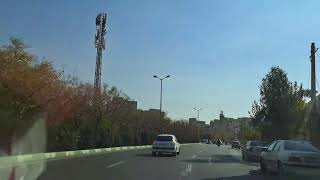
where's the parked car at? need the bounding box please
[259,140,320,175]
[231,141,241,149]
[152,134,181,156]
[242,141,268,161]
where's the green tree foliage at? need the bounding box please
[250,67,305,141]
[238,126,261,144]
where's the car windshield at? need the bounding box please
[284,141,320,152]
[250,141,268,147]
[156,136,173,141]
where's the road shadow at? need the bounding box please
[135,153,175,157]
[200,169,318,180]
[135,153,153,157]
[242,158,260,166]
[181,154,240,163]
[180,154,259,167]
[200,169,278,180]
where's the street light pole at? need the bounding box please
[193,107,203,142]
[154,75,170,121]
[193,107,203,121]
[160,79,163,115]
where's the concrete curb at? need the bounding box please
[0,143,197,168]
[0,145,152,168]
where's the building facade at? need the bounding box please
[209,111,252,141]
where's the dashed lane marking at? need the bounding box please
[208,156,212,166]
[180,164,192,177]
[106,161,126,168]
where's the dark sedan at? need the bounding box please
[231,141,241,149]
[242,140,268,161]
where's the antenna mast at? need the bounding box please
[94,13,107,95]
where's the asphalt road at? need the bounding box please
[35,143,287,180]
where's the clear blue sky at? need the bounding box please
[1,0,319,123]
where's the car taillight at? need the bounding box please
[288,156,302,162]
[171,141,175,145]
[153,141,156,145]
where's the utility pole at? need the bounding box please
[94,13,107,96]
[310,42,318,142]
[311,42,317,110]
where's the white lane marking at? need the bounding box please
[208,156,212,166]
[187,164,192,173]
[106,161,126,168]
[180,164,192,177]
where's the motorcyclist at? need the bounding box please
[217,139,221,146]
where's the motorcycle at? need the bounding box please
[217,140,221,147]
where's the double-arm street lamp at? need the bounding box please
[153,75,170,120]
[193,107,203,121]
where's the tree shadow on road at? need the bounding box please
[135,153,174,157]
[200,169,278,180]
[200,169,316,180]
[179,154,259,166]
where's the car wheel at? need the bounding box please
[152,152,156,157]
[242,151,245,160]
[177,149,180,155]
[172,152,177,156]
[260,159,267,174]
[277,161,284,176]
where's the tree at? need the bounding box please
[238,126,261,144]
[250,66,305,141]
[1,37,201,152]
[0,38,63,146]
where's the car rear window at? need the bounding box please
[284,141,319,152]
[233,141,239,144]
[156,136,173,141]
[250,141,268,146]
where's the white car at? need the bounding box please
[152,134,180,156]
[259,140,320,175]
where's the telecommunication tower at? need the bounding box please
[94,13,107,94]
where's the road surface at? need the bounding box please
[36,143,283,180]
